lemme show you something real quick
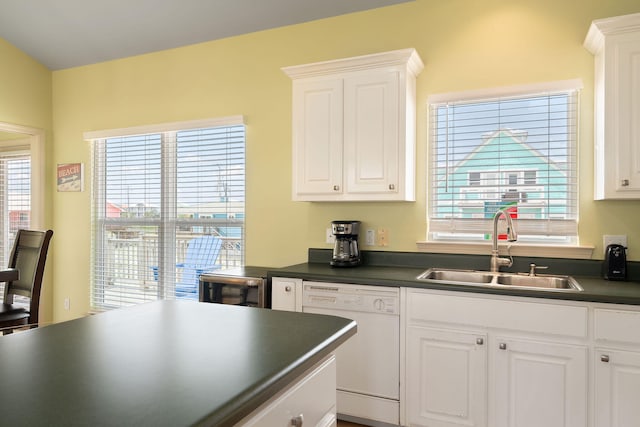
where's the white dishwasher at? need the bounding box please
[302,281,400,426]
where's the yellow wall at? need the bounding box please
[0,38,52,129]
[42,0,640,320]
[0,37,54,322]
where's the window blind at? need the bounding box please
[0,150,31,305]
[90,121,245,310]
[428,84,579,243]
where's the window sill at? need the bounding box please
[416,241,594,260]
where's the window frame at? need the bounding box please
[422,80,593,258]
[0,122,45,306]
[85,116,245,311]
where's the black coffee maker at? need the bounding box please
[330,220,361,267]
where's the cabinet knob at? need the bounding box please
[285,286,292,292]
[621,179,630,187]
[476,338,484,345]
[389,183,395,190]
[499,343,507,350]
[291,414,304,426]
[333,185,340,191]
[601,354,610,363]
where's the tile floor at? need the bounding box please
[336,421,365,427]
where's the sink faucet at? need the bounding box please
[490,207,518,272]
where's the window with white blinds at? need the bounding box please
[0,149,31,305]
[0,150,31,263]
[428,81,580,244]
[88,118,245,310]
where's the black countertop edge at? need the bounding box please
[305,248,640,280]
[206,318,357,427]
[267,249,640,306]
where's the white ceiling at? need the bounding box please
[0,0,412,70]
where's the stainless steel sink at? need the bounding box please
[417,268,583,292]
[419,269,494,284]
[494,274,581,290]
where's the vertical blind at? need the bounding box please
[90,120,245,310]
[428,84,580,243]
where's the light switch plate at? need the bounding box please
[326,228,335,244]
[366,229,376,246]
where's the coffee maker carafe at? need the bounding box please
[330,220,361,267]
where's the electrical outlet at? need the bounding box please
[366,229,376,246]
[603,235,627,251]
[326,228,336,244]
[378,228,389,247]
[64,297,70,311]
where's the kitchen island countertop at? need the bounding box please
[0,300,356,426]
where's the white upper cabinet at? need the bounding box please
[584,13,640,199]
[283,49,424,201]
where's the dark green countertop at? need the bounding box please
[269,249,640,305]
[0,300,356,426]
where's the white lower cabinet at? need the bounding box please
[593,307,640,427]
[406,327,487,427]
[271,277,302,311]
[492,337,587,427]
[405,289,588,427]
[594,348,640,427]
[240,355,337,426]
[269,280,640,427]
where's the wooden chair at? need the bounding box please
[0,229,53,335]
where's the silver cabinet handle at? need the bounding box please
[333,185,340,191]
[601,354,610,363]
[621,179,630,187]
[499,343,507,350]
[476,338,484,345]
[285,286,291,292]
[291,414,304,426]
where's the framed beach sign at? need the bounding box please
[57,163,84,192]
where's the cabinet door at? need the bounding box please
[343,71,400,196]
[611,35,640,195]
[291,78,344,198]
[492,337,587,427]
[407,326,487,427]
[271,277,302,311]
[595,348,640,427]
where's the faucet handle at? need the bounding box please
[528,263,548,276]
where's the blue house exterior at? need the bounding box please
[434,129,570,222]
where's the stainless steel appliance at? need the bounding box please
[199,266,271,308]
[604,244,627,281]
[330,220,361,267]
[302,282,400,425]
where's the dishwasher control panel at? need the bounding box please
[302,281,399,315]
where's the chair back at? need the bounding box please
[176,236,222,299]
[183,235,222,269]
[4,229,54,325]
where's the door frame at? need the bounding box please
[0,121,45,230]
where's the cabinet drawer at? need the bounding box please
[408,291,587,338]
[241,355,337,426]
[594,308,640,345]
